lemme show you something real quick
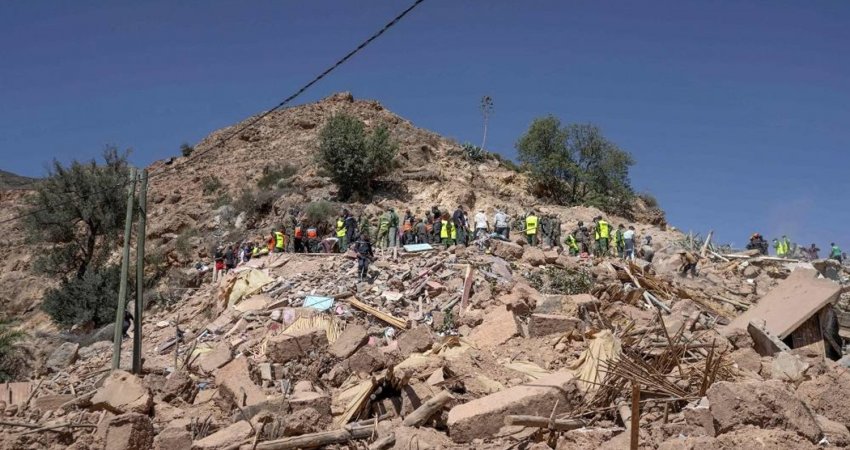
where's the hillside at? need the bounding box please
[0,169,36,190]
[0,92,667,318]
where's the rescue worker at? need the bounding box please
[306,224,319,253]
[807,243,821,260]
[355,234,375,281]
[377,211,390,249]
[473,209,488,240]
[746,233,768,255]
[830,243,843,262]
[595,216,610,257]
[565,232,580,256]
[613,224,625,258]
[292,220,305,253]
[359,214,373,243]
[539,215,551,247]
[678,251,699,277]
[344,209,358,252]
[773,238,786,257]
[623,226,636,260]
[273,228,285,253]
[440,212,455,246]
[525,211,539,246]
[640,235,655,262]
[335,211,348,253]
[414,217,428,244]
[122,310,134,338]
[402,210,415,245]
[781,235,791,258]
[452,205,467,246]
[572,221,589,254]
[494,209,509,239]
[551,214,562,250]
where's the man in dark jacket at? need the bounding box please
[355,235,375,281]
[452,205,467,246]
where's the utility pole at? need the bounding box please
[112,168,137,370]
[132,169,148,374]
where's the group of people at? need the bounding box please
[747,233,844,262]
[563,215,652,262]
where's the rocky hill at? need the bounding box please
[0,169,36,190]
[0,92,666,321]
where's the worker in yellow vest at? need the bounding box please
[272,229,285,253]
[594,216,610,257]
[335,214,347,253]
[525,211,539,246]
[440,213,455,246]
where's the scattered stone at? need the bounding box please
[521,247,546,266]
[259,363,273,381]
[816,415,850,447]
[347,346,387,375]
[91,370,154,415]
[196,343,233,373]
[161,370,196,403]
[32,394,75,411]
[215,357,266,407]
[468,305,519,348]
[730,347,762,374]
[398,325,435,356]
[103,412,154,450]
[706,380,822,443]
[265,327,328,363]
[78,340,113,360]
[491,240,524,260]
[153,426,192,450]
[528,313,583,337]
[329,324,369,359]
[770,352,809,382]
[46,342,79,372]
[193,420,253,449]
[796,364,850,429]
[446,371,581,443]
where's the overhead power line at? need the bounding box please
[0,0,427,226]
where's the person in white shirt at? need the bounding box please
[493,210,509,239]
[623,226,636,260]
[473,210,489,240]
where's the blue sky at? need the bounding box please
[1,1,848,253]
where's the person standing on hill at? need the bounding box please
[355,234,375,281]
[595,216,610,257]
[494,209,509,240]
[623,225,636,260]
[473,209,488,240]
[524,211,539,246]
[440,212,455,246]
[452,205,467,247]
[830,243,843,262]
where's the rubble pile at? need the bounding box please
[3,239,850,450]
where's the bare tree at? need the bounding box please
[480,95,494,150]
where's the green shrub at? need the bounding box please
[180,142,194,157]
[304,200,335,226]
[175,229,198,260]
[526,267,593,295]
[42,265,126,328]
[201,176,223,196]
[233,189,276,223]
[317,113,398,200]
[637,192,659,208]
[257,164,297,190]
[0,321,29,382]
[461,142,487,162]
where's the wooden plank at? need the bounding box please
[700,230,713,258]
[790,314,824,356]
[347,297,408,329]
[460,265,474,315]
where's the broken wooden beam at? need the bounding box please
[346,297,408,329]
[368,433,395,450]
[402,391,454,427]
[504,415,585,431]
[247,425,375,450]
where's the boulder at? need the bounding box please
[468,306,519,348]
[446,371,581,443]
[521,247,546,266]
[91,370,153,415]
[770,352,809,382]
[161,370,196,403]
[796,364,850,428]
[706,380,821,443]
[816,415,850,448]
[79,341,113,360]
[46,342,79,372]
[153,427,192,450]
[193,420,253,449]
[196,343,233,373]
[32,394,75,411]
[528,313,583,337]
[103,413,154,450]
[265,328,328,363]
[729,347,762,374]
[491,240,524,260]
[215,358,266,407]
[398,326,435,357]
[329,324,369,359]
[347,346,387,375]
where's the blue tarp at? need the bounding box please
[403,243,434,252]
[303,296,334,311]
